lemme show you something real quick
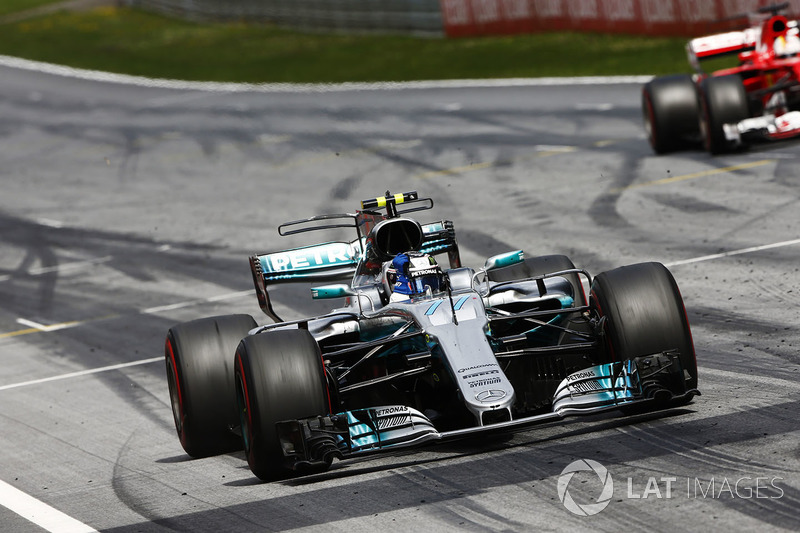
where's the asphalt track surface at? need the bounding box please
[1,59,799,532]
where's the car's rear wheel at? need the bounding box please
[590,262,697,396]
[488,254,586,307]
[234,329,330,480]
[165,314,256,457]
[699,74,749,154]
[642,74,700,154]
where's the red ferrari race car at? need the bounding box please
[643,3,800,154]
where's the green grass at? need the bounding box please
[0,6,695,83]
[0,0,62,18]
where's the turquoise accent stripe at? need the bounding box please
[454,295,470,310]
[425,300,443,315]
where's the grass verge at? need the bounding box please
[0,6,695,83]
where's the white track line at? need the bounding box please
[0,256,113,283]
[0,479,98,533]
[141,289,252,314]
[15,318,83,332]
[28,256,113,276]
[665,238,800,267]
[0,54,652,93]
[0,357,161,392]
[701,367,800,392]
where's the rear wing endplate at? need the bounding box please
[420,220,461,269]
[687,28,758,70]
[250,241,361,322]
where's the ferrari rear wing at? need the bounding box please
[687,28,759,70]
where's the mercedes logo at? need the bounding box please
[475,389,506,402]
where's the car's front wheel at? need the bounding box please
[699,74,749,154]
[235,329,331,480]
[590,262,697,394]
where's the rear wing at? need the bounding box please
[419,220,461,270]
[687,28,759,70]
[250,241,361,322]
[249,191,461,322]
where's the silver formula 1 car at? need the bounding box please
[165,192,699,480]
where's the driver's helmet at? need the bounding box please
[391,252,443,297]
[775,30,800,57]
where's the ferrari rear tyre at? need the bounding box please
[488,254,586,307]
[590,262,697,391]
[234,329,330,480]
[642,74,700,154]
[165,314,256,458]
[699,74,749,154]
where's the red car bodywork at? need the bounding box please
[643,5,800,154]
[689,9,800,142]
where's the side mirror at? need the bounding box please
[484,250,524,271]
[311,284,356,300]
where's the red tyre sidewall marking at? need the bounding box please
[235,351,254,453]
[165,337,186,444]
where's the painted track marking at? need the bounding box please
[0,478,98,532]
[701,367,800,392]
[611,159,775,193]
[0,357,162,392]
[665,238,800,267]
[414,145,575,180]
[28,256,113,276]
[16,318,84,332]
[0,290,252,340]
[0,256,112,283]
[141,289,252,314]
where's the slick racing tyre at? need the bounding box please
[590,262,697,393]
[642,74,701,154]
[234,329,330,481]
[165,314,257,458]
[488,254,586,307]
[699,74,749,154]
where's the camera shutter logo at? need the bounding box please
[557,459,614,516]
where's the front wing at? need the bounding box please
[276,351,699,470]
[724,111,800,144]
